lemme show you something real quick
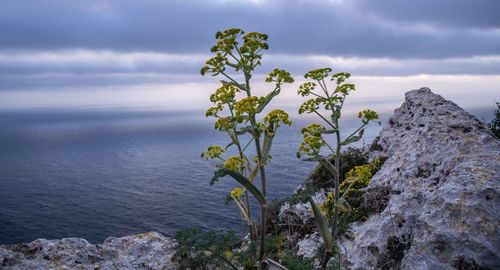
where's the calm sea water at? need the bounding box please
[0,107,492,244]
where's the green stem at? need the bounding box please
[243,68,268,269]
[313,110,336,130]
[229,104,254,238]
[258,205,267,270]
[332,121,341,244]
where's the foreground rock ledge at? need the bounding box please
[0,232,177,269]
[340,88,499,269]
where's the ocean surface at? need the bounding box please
[0,106,493,244]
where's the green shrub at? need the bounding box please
[487,102,499,138]
[304,147,368,191]
[174,228,241,270]
[286,187,316,205]
[320,158,385,235]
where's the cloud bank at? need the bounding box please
[0,0,498,108]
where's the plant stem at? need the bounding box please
[258,205,267,270]
[229,104,255,239]
[321,250,331,270]
[332,121,341,245]
[243,69,268,269]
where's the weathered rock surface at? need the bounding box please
[341,88,500,269]
[0,232,177,270]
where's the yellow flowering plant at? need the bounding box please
[201,28,294,269]
[296,68,380,269]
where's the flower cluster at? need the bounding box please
[201,145,225,160]
[205,104,223,117]
[263,109,291,126]
[214,117,237,131]
[331,72,351,84]
[211,28,243,54]
[298,98,321,114]
[200,53,228,76]
[304,68,332,80]
[323,96,343,110]
[297,82,316,97]
[234,96,262,119]
[210,85,239,105]
[223,156,246,171]
[230,187,246,200]
[240,32,269,55]
[297,124,328,158]
[358,109,379,124]
[335,83,355,95]
[301,124,327,137]
[265,68,294,84]
[297,136,326,158]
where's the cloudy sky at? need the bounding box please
[0,0,499,110]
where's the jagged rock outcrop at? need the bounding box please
[340,88,500,269]
[0,232,177,270]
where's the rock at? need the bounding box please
[0,232,177,269]
[340,88,500,269]
[297,232,323,259]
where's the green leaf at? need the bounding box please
[235,125,257,135]
[309,197,334,253]
[299,156,320,162]
[319,158,339,178]
[212,169,267,207]
[341,129,364,145]
[261,130,275,163]
[256,89,280,113]
[322,129,337,134]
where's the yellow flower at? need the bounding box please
[298,82,316,97]
[210,85,239,105]
[214,117,236,131]
[205,104,223,117]
[223,156,245,171]
[298,98,321,114]
[224,250,234,258]
[297,136,325,157]
[358,109,379,124]
[331,72,351,84]
[301,124,327,137]
[230,187,245,200]
[201,146,225,160]
[335,83,355,95]
[264,109,291,126]
[265,68,294,84]
[234,96,261,118]
[304,68,332,80]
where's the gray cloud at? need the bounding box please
[354,0,500,29]
[0,0,499,59]
[1,50,499,91]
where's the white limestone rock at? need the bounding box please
[340,88,500,269]
[0,232,177,270]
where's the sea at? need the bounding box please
[0,104,494,244]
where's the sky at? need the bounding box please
[0,0,499,110]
